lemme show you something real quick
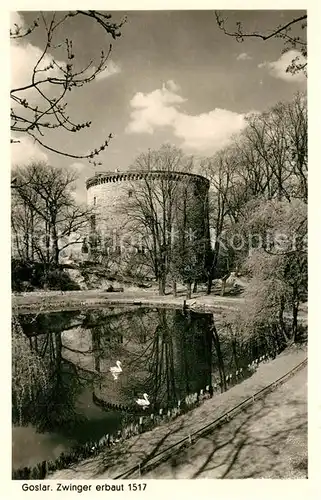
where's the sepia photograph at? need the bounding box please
[10,8,308,483]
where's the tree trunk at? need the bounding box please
[278,297,287,336]
[207,274,213,295]
[192,282,197,293]
[45,219,51,265]
[51,226,60,266]
[186,282,192,299]
[172,281,177,297]
[207,242,220,295]
[292,300,299,343]
[30,209,35,261]
[158,275,166,295]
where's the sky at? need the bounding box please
[10,10,307,202]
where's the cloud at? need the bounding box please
[11,138,87,206]
[70,187,87,205]
[126,80,251,152]
[11,31,119,95]
[95,60,121,81]
[11,43,119,97]
[258,50,306,82]
[11,136,48,167]
[69,163,88,205]
[11,13,65,92]
[126,82,186,134]
[69,162,87,172]
[166,80,180,92]
[11,42,64,91]
[10,16,66,109]
[174,109,250,151]
[236,52,252,61]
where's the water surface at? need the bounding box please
[13,306,273,470]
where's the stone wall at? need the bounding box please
[85,170,210,264]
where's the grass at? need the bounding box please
[142,365,307,479]
[48,344,307,480]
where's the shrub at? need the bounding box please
[11,259,80,291]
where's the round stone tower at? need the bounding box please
[85,170,210,276]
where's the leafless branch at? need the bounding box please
[11,10,126,162]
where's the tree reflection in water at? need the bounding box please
[89,308,213,412]
[16,306,281,435]
[16,322,89,433]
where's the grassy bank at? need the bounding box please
[12,289,245,315]
[47,344,307,480]
[142,364,308,479]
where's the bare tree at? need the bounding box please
[12,189,41,261]
[240,93,307,203]
[277,93,307,202]
[125,146,187,295]
[11,11,126,163]
[202,145,241,294]
[215,11,307,76]
[123,144,209,296]
[203,93,307,295]
[203,94,308,339]
[12,162,92,267]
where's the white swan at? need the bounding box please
[110,361,122,380]
[136,393,150,409]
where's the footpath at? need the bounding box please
[12,289,307,321]
[49,344,307,480]
[12,289,244,314]
[142,365,308,479]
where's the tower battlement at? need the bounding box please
[86,170,210,190]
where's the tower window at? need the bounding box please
[93,197,96,205]
[128,190,133,198]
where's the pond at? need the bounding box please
[12,306,281,472]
